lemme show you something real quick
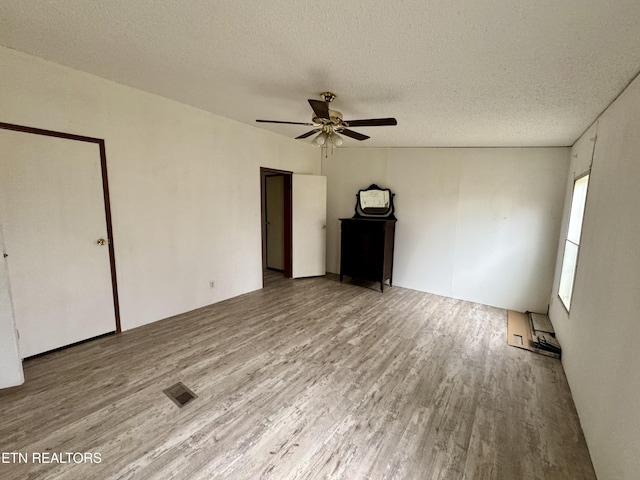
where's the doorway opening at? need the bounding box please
[260,167,292,286]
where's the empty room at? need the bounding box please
[1,2,639,479]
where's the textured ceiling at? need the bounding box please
[1,1,640,147]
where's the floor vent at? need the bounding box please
[163,382,198,408]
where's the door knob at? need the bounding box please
[97,239,107,246]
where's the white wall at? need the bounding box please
[0,46,320,387]
[323,147,569,311]
[548,74,640,480]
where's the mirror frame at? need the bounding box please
[354,184,396,219]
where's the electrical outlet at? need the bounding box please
[209,281,215,289]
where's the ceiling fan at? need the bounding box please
[256,92,397,146]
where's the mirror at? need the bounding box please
[360,190,390,210]
[354,184,396,219]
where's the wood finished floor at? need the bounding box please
[0,272,596,480]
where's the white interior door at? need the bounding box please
[0,129,116,358]
[292,174,327,278]
[265,175,285,270]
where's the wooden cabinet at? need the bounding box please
[339,218,396,291]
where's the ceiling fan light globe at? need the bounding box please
[331,133,343,146]
[314,131,328,145]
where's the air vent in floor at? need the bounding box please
[163,382,198,408]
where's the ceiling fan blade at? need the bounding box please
[340,129,370,141]
[256,120,315,126]
[295,129,320,139]
[256,119,315,125]
[343,117,398,127]
[308,99,330,119]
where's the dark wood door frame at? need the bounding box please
[260,167,292,283]
[0,121,122,333]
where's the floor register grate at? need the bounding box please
[163,382,198,408]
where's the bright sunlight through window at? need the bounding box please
[558,174,589,311]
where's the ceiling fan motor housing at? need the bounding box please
[313,109,343,126]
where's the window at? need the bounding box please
[558,173,589,311]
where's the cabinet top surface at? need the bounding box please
[339,217,397,222]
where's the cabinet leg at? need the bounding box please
[380,281,384,292]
